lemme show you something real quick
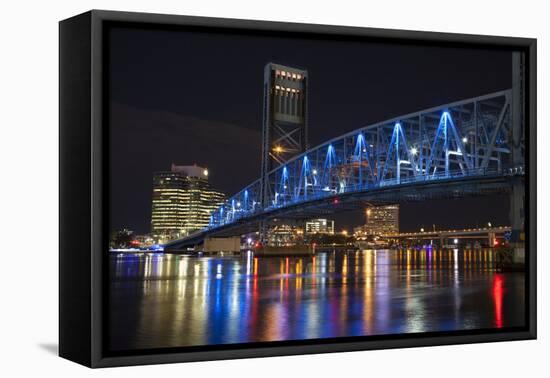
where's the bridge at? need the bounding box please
[165,89,524,251]
[383,226,512,248]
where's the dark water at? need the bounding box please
[108,249,525,351]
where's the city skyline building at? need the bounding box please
[305,218,335,235]
[358,205,400,236]
[151,164,225,243]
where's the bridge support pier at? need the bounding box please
[203,237,241,253]
[259,220,268,246]
[509,179,525,265]
[488,232,496,247]
[510,179,525,245]
[510,52,525,262]
[507,51,525,265]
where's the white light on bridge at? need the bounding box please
[462,137,468,143]
[411,147,418,156]
[453,238,459,244]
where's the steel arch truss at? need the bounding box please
[209,90,523,228]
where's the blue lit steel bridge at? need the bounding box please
[165,89,525,250]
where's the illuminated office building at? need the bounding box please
[151,164,225,242]
[305,219,335,235]
[362,205,400,236]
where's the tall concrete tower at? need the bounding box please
[260,63,308,206]
[510,52,525,248]
[259,63,309,244]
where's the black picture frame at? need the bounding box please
[59,9,537,368]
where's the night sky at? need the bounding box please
[108,24,513,234]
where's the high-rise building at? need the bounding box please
[305,219,335,235]
[361,205,400,236]
[151,164,225,242]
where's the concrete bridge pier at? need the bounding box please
[509,179,525,264]
[508,51,525,265]
[510,179,525,243]
[203,237,241,253]
[488,232,496,247]
[259,220,268,246]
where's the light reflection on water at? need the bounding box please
[109,249,525,351]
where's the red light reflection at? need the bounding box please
[492,274,504,328]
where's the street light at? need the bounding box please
[453,238,459,244]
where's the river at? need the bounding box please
[108,248,525,351]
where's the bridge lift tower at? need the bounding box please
[260,63,309,243]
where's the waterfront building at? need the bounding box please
[109,228,135,249]
[267,222,304,246]
[133,234,155,248]
[353,225,368,239]
[305,218,335,235]
[151,164,225,243]
[360,205,400,236]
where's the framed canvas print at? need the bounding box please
[59,10,536,368]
